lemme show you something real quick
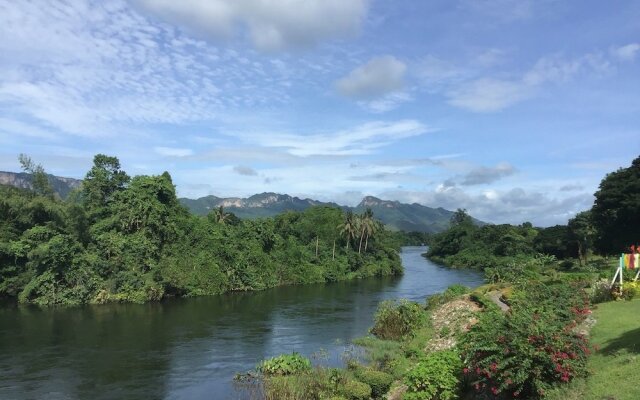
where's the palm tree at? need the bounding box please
[365,219,382,252]
[358,208,375,254]
[213,205,230,224]
[339,211,357,250]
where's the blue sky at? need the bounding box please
[0,0,638,226]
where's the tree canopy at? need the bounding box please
[0,155,402,306]
[591,156,640,254]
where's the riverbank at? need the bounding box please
[256,267,639,399]
[0,247,484,399]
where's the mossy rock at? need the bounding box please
[340,380,372,400]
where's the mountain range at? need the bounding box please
[179,193,477,233]
[0,171,479,233]
[0,171,82,199]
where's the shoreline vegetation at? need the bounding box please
[1,154,638,398]
[0,154,415,307]
[249,156,639,399]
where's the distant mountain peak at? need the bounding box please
[0,171,82,199]
[359,195,400,208]
[179,192,478,233]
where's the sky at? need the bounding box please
[0,0,639,226]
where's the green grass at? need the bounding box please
[548,298,640,400]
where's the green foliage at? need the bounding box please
[259,353,312,376]
[427,222,539,270]
[534,225,576,259]
[0,154,402,305]
[18,154,53,198]
[460,282,592,398]
[426,284,470,310]
[591,156,640,255]
[340,380,372,400]
[261,371,332,400]
[370,299,426,340]
[621,281,640,300]
[354,368,393,398]
[403,350,462,400]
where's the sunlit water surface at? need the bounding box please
[0,246,483,399]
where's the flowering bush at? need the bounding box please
[460,282,592,398]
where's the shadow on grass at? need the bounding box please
[600,327,640,355]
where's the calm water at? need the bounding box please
[0,247,483,400]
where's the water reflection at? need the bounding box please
[0,247,483,399]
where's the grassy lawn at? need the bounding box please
[548,298,640,400]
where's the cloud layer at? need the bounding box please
[336,56,407,99]
[136,0,368,51]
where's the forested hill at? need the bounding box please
[0,170,482,233]
[0,154,403,306]
[179,194,477,233]
[0,171,81,199]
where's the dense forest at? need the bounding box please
[0,154,403,306]
[427,155,640,271]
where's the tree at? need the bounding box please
[591,156,640,255]
[450,208,473,227]
[568,211,595,265]
[533,225,575,259]
[213,206,230,224]
[339,211,357,250]
[82,154,130,215]
[18,154,53,197]
[358,208,378,253]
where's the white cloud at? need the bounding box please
[382,186,594,226]
[154,146,194,157]
[611,43,640,61]
[0,0,338,138]
[415,56,469,91]
[359,92,413,113]
[460,162,516,185]
[0,117,57,139]
[232,119,431,157]
[445,51,615,112]
[233,165,258,176]
[335,56,407,99]
[523,53,611,86]
[136,0,368,51]
[447,78,532,112]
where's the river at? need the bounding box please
[0,246,483,400]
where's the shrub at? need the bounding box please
[258,353,312,376]
[370,299,426,340]
[354,369,393,398]
[426,284,470,310]
[460,283,592,398]
[340,380,372,400]
[262,372,331,400]
[403,350,462,400]
[590,279,613,303]
[621,281,640,300]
